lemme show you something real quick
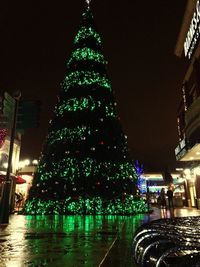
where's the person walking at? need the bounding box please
[159,188,166,209]
[167,188,174,209]
[15,192,24,211]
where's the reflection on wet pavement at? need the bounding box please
[1,207,200,267]
[0,215,138,267]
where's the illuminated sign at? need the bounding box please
[184,0,200,59]
[175,139,187,160]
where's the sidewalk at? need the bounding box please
[102,206,200,267]
[148,205,200,221]
[0,207,200,267]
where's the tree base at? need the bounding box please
[22,195,148,215]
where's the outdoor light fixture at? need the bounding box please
[32,160,38,165]
[17,159,31,170]
[184,169,190,175]
[24,159,30,166]
[184,168,191,180]
[3,162,8,169]
[176,168,184,171]
[194,167,200,176]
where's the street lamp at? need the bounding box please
[183,168,192,207]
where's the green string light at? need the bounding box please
[35,157,137,182]
[46,126,90,146]
[55,96,116,117]
[63,71,111,91]
[55,97,96,115]
[68,47,106,65]
[74,26,102,45]
[36,158,80,181]
[23,196,148,215]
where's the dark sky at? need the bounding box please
[0,0,188,171]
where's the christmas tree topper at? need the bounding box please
[86,0,92,7]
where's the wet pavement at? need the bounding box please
[0,207,200,267]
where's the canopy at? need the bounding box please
[0,172,26,184]
[15,176,26,184]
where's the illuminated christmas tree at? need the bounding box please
[24,2,147,215]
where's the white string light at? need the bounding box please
[86,0,92,7]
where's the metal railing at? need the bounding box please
[133,216,200,267]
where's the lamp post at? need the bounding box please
[183,168,192,207]
[0,91,21,224]
[146,178,150,213]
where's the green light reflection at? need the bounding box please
[1,214,147,267]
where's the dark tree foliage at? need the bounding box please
[23,6,147,215]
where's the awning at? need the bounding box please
[0,172,26,184]
[15,176,26,184]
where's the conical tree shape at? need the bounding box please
[24,7,147,215]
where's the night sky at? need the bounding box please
[0,0,188,171]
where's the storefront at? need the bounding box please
[140,173,185,206]
[175,0,200,208]
[0,164,36,211]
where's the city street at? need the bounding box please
[1,207,200,267]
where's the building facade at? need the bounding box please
[175,0,200,208]
[140,173,184,207]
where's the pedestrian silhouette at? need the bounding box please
[167,188,174,209]
[159,188,166,209]
[15,192,24,211]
